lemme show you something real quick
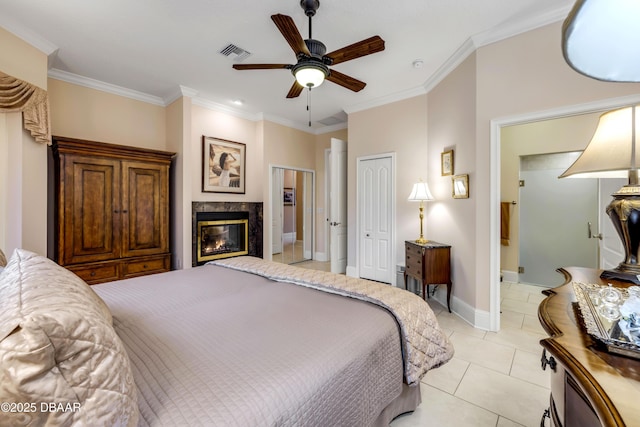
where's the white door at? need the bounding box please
[358,156,393,283]
[330,138,347,274]
[598,178,626,269]
[272,168,283,254]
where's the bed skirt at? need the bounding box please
[374,383,421,427]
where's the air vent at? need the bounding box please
[219,44,251,62]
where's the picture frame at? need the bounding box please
[202,136,246,193]
[283,187,296,206]
[441,149,454,176]
[452,174,469,199]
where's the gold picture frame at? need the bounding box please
[202,136,246,193]
[441,150,454,176]
[452,174,469,199]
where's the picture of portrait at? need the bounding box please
[202,136,246,193]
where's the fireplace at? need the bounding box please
[196,211,249,264]
[192,202,262,266]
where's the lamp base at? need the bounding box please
[600,267,640,285]
[415,238,429,245]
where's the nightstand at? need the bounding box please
[404,240,452,312]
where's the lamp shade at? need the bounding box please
[560,105,640,179]
[408,182,434,201]
[294,66,326,88]
[563,0,640,82]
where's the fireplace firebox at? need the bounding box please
[196,211,248,264]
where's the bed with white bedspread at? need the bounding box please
[0,250,453,426]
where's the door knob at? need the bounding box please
[587,222,603,240]
[330,222,341,226]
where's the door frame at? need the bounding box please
[268,164,315,263]
[355,152,396,282]
[490,93,640,331]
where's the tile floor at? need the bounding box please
[296,259,552,427]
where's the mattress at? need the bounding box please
[93,263,408,426]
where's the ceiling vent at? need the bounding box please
[219,44,251,62]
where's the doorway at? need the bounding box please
[270,166,314,265]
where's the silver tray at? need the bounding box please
[573,282,640,359]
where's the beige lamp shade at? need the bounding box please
[563,0,640,82]
[408,182,434,201]
[559,105,640,179]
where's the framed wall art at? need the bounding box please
[441,149,454,176]
[283,188,296,206]
[452,174,469,199]
[202,136,246,194]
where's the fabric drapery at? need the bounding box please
[0,71,51,145]
[501,202,511,246]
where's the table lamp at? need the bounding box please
[408,181,434,244]
[560,105,640,283]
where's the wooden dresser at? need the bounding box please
[538,267,640,427]
[52,136,175,284]
[404,240,452,312]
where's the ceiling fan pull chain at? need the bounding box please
[307,88,312,127]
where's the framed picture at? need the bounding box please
[283,187,296,206]
[441,150,454,176]
[202,136,246,193]
[452,174,469,199]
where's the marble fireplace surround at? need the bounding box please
[192,201,263,266]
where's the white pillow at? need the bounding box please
[0,249,138,426]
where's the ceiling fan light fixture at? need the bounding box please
[292,62,328,88]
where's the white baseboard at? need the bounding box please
[314,251,328,262]
[431,286,492,331]
[346,265,357,278]
[502,270,519,283]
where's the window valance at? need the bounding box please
[0,71,51,145]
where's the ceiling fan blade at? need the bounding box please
[271,14,311,56]
[325,36,385,65]
[286,81,304,98]
[326,69,366,92]
[233,64,291,70]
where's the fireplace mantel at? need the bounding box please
[191,202,263,266]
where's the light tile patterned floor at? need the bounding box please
[295,259,552,427]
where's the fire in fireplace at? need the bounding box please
[196,212,248,264]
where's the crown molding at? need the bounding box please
[343,86,427,115]
[192,97,262,122]
[164,85,199,105]
[48,68,166,106]
[0,19,58,56]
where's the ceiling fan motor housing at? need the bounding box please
[300,0,320,16]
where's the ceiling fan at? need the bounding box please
[232,0,385,98]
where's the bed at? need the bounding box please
[0,249,453,426]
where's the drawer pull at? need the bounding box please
[143,264,148,269]
[541,349,557,372]
[90,271,96,277]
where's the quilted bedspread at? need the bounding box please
[212,256,454,385]
[94,261,414,426]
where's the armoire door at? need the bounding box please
[62,156,121,265]
[121,161,169,257]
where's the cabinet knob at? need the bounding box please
[90,271,96,277]
[540,349,557,372]
[114,210,119,214]
[143,264,148,269]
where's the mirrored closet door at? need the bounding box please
[271,167,314,264]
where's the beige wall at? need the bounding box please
[348,95,429,276]
[0,27,48,256]
[499,112,601,273]
[48,79,167,150]
[426,52,477,310]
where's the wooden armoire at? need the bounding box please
[52,136,175,284]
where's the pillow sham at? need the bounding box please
[0,249,138,426]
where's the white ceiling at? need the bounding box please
[1,0,575,132]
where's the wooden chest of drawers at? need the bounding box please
[404,240,452,312]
